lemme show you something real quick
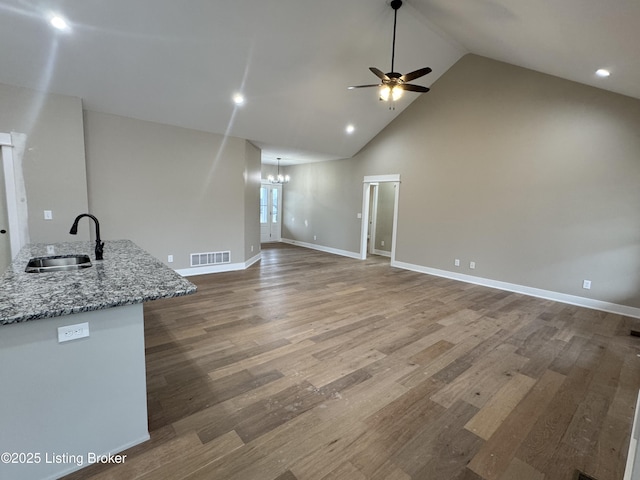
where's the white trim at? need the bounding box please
[392,259,640,319]
[368,184,378,255]
[52,434,150,480]
[624,391,640,480]
[390,181,400,262]
[363,174,401,183]
[1,134,25,256]
[373,249,391,257]
[281,238,361,260]
[245,252,261,268]
[360,183,371,259]
[360,175,400,261]
[176,252,262,277]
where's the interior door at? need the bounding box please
[0,149,11,273]
[260,183,282,243]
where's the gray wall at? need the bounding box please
[84,110,260,270]
[261,163,278,181]
[0,82,90,242]
[0,82,261,271]
[282,159,361,251]
[283,54,640,308]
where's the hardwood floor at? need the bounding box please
[63,243,640,480]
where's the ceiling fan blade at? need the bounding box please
[347,84,382,89]
[402,84,430,93]
[401,67,432,82]
[369,67,390,81]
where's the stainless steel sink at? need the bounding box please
[25,254,92,273]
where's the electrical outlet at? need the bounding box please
[58,322,89,343]
[454,258,460,267]
[251,245,254,252]
[44,210,53,220]
[583,280,591,290]
[381,240,385,247]
[167,254,174,263]
[470,261,476,269]
[313,235,317,241]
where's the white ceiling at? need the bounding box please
[0,0,637,166]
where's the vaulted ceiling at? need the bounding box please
[0,0,637,166]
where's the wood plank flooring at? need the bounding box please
[63,243,640,480]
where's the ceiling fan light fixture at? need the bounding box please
[379,85,391,101]
[348,1,431,103]
[379,85,403,102]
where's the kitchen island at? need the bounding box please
[0,240,196,480]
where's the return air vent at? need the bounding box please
[190,251,230,267]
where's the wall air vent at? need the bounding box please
[190,251,231,267]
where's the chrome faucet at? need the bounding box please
[69,213,104,260]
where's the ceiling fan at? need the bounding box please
[348,0,431,104]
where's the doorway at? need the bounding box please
[360,174,400,261]
[260,182,282,243]
[0,132,28,272]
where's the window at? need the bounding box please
[260,186,268,224]
[271,187,279,224]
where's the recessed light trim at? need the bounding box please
[232,93,245,105]
[50,15,69,31]
[595,68,610,78]
[346,124,355,134]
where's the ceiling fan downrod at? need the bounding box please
[390,0,402,73]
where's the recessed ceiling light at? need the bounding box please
[50,15,69,31]
[595,69,610,78]
[345,124,355,134]
[232,93,245,105]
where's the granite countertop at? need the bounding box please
[0,239,197,326]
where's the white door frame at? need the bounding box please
[0,132,25,257]
[360,174,400,261]
[367,183,379,255]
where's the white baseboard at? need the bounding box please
[245,252,261,268]
[176,252,261,277]
[281,238,361,260]
[373,249,391,257]
[624,390,640,480]
[392,260,640,319]
[48,433,150,480]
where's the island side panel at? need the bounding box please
[0,303,149,480]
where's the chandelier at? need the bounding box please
[268,157,290,184]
